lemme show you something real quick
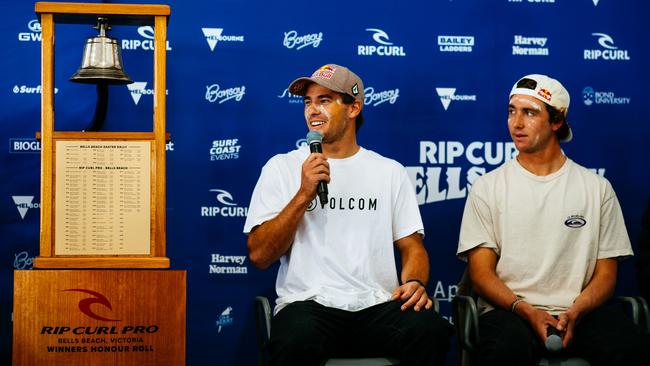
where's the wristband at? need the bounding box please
[405,279,426,287]
[510,297,525,313]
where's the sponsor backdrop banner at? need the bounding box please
[1,0,648,364]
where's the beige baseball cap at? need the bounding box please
[288,64,364,104]
[509,74,573,142]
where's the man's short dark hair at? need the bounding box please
[544,103,570,141]
[340,93,364,133]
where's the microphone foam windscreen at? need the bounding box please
[545,334,562,353]
[306,131,323,144]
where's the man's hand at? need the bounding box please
[516,302,560,344]
[298,152,329,201]
[556,309,579,348]
[391,281,433,312]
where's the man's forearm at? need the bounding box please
[397,233,430,285]
[247,191,311,269]
[567,258,617,321]
[467,248,520,310]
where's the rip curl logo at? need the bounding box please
[564,215,586,228]
[366,28,392,45]
[358,28,406,57]
[120,25,172,51]
[592,33,616,50]
[584,33,630,61]
[202,189,248,218]
[210,189,236,206]
[64,289,121,322]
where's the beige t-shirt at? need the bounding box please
[457,158,632,315]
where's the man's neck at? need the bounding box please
[516,145,567,176]
[323,140,360,159]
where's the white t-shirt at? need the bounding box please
[457,158,632,315]
[244,146,424,314]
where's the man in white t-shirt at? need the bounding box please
[457,74,650,365]
[244,64,451,365]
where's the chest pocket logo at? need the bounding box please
[564,215,586,228]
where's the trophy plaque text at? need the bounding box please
[55,141,151,255]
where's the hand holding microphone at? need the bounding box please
[306,131,329,208]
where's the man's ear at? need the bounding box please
[348,100,362,119]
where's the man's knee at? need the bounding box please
[270,301,327,347]
[478,310,535,366]
[268,302,330,364]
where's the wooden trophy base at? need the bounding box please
[13,269,185,366]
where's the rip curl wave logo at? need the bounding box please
[210,189,236,206]
[592,33,616,49]
[366,28,392,45]
[564,215,586,228]
[64,289,121,322]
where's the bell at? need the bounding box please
[70,17,133,85]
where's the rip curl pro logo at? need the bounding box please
[64,289,121,321]
[564,215,586,228]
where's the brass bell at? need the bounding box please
[70,17,133,85]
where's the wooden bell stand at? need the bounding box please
[13,3,185,366]
[34,2,171,269]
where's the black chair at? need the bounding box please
[452,271,645,366]
[254,296,440,366]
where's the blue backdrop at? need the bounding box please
[1,0,648,364]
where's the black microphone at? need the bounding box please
[545,326,562,353]
[306,131,328,208]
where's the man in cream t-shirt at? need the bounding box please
[244,64,451,366]
[457,74,650,365]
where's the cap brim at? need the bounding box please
[288,77,314,96]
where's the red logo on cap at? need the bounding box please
[538,88,552,102]
[314,65,336,80]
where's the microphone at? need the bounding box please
[306,131,328,208]
[545,326,563,353]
